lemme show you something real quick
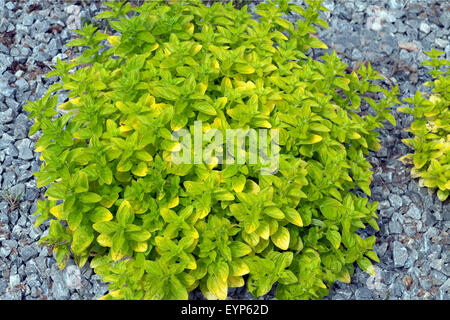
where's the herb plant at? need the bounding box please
[25,0,399,300]
[399,49,449,202]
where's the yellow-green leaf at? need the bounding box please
[271,226,290,250]
[90,207,113,223]
[285,208,303,227]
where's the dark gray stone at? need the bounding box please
[354,287,373,300]
[388,220,403,234]
[9,183,25,200]
[439,10,450,29]
[389,194,402,210]
[0,109,13,124]
[0,278,8,293]
[0,53,13,74]
[6,144,19,158]
[406,205,421,220]
[23,14,35,26]
[19,245,38,262]
[9,273,21,288]
[393,241,408,268]
[0,243,13,258]
[16,138,34,160]
[431,270,446,286]
[51,280,70,300]
[15,78,30,92]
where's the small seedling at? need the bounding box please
[1,187,23,213]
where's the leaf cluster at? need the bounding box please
[399,49,449,202]
[24,0,399,300]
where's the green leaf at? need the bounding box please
[308,36,328,49]
[222,165,238,179]
[150,86,179,101]
[320,198,341,220]
[334,77,350,91]
[234,64,255,74]
[264,206,285,220]
[285,208,303,227]
[46,184,67,200]
[230,241,252,258]
[279,270,297,285]
[413,153,428,169]
[326,230,341,249]
[80,192,102,203]
[207,262,229,300]
[111,230,127,261]
[68,209,83,231]
[71,225,94,254]
[168,277,189,300]
[99,166,113,185]
[55,248,69,269]
[232,175,246,193]
[271,227,290,250]
[66,38,86,47]
[93,221,119,235]
[192,101,217,116]
[274,17,294,33]
[90,207,113,223]
[437,190,448,202]
[159,105,174,124]
[74,171,89,193]
[126,229,151,242]
[184,181,203,195]
[365,250,380,263]
[117,200,134,226]
[357,257,375,276]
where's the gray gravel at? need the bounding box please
[0,0,449,300]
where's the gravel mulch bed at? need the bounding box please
[0,0,448,300]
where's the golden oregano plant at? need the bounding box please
[399,49,449,202]
[24,0,400,300]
